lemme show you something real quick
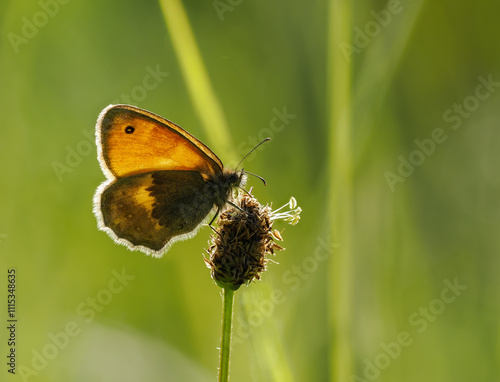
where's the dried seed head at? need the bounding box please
[205,192,299,290]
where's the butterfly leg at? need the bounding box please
[208,201,244,226]
[209,207,221,226]
[228,201,244,212]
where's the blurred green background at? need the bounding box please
[1,0,499,381]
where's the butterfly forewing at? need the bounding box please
[98,104,223,179]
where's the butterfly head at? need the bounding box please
[212,168,246,208]
[227,168,245,187]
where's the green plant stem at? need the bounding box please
[219,287,235,382]
[327,0,353,380]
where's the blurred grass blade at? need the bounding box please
[158,0,236,159]
[353,0,426,165]
[327,0,353,381]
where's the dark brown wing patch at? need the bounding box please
[99,171,214,253]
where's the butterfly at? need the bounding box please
[93,104,251,257]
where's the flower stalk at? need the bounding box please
[218,287,234,382]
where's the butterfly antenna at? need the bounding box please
[235,137,271,170]
[242,170,267,186]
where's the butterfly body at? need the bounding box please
[93,104,244,257]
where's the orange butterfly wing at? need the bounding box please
[96,104,223,179]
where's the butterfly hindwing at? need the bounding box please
[96,170,215,255]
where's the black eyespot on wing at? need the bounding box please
[125,126,135,134]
